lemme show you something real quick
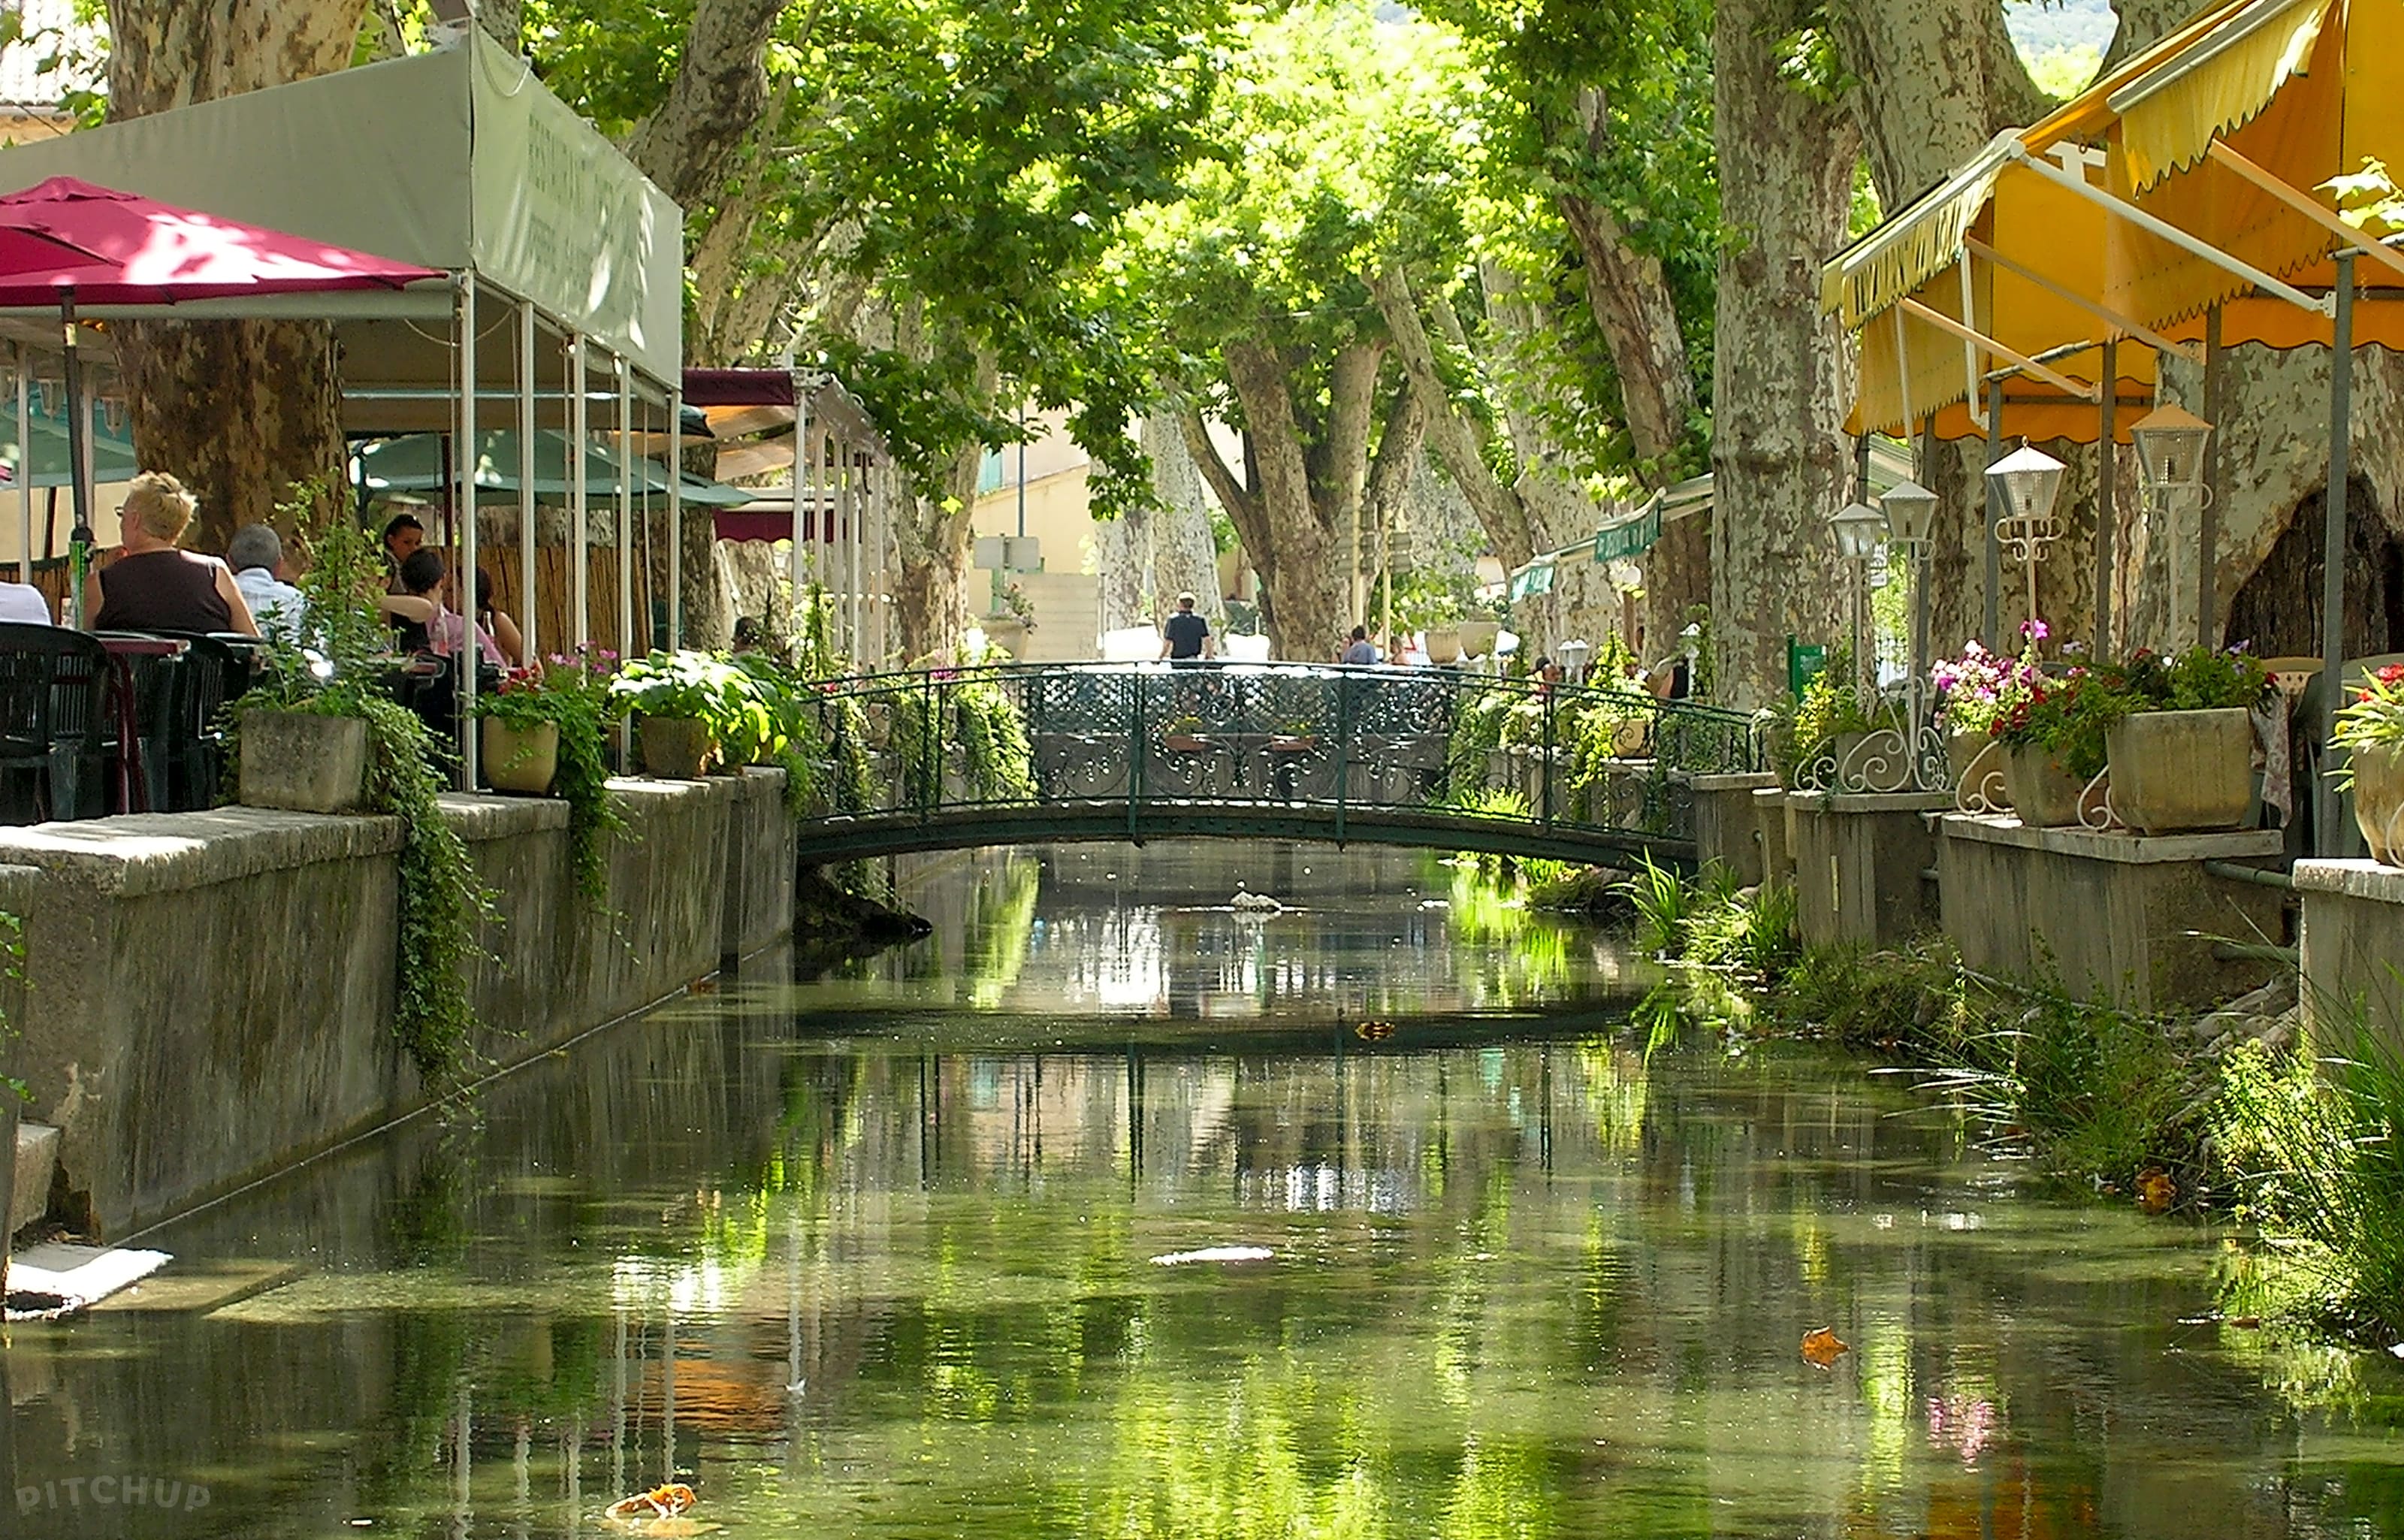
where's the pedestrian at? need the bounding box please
[1159,591,1213,663]
[1340,624,1379,666]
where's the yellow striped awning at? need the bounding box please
[2110,0,2335,190]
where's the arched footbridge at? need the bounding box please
[793,661,1764,869]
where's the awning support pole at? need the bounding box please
[2010,143,2330,316]
[847,448,864,657]
[616,353,633,666]
[518,302,537,665]
[2206,141,2404,288]
[2200,304,2223,648]
[1902,298,2098,400]
[569,333,589,649]
[2321,249,2356,858]
[14,346,31,586]
[1956,254,1983,407]
[1984,379,2004,648]
[667,385,684,650]
[457,270,480,792]
[2095,336,2117,657]
[1963,237,2203,363]
[793,387,811,654]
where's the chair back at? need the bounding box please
[0,622,110,822]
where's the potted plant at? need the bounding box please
[1268,717,1318,753]
[2334,661,2404,865]
[2104,643,2268,834]
[234,503,494,1081]
[608,651,768,779]
[476,651,626,902]
[1162,713,1212,754]
[1932,640,2023,793]
[1991,663,2127,826]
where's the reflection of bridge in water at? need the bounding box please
[796,662,1763,868]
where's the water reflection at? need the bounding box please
[6,844,2404,1537]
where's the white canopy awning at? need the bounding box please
[0,31,682,383]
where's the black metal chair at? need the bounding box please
[0,622,111,823]
[153,632,262,810]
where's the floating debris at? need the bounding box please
[1801,1327,1850,1369]
[1150,1246,1274,1267]
[1231,890,1284,913]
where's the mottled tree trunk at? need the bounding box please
[104,1,368,546]
[1179,339,1397,660]
[1370,264,1536,569]
[625,0,790,209]
[1711,0,1860,708]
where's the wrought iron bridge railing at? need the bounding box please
[795,661,1765,865]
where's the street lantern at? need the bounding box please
[1986,443,2067,534]
[1556,637,1592,684]
[2130,400,2212,497]
[1877,479,1940,547]
[1829,500,1888,562]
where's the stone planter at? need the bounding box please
[982,614,1029,659]
[1424,627,1463,666]
[1829,730,1908,793]
[481,718,560,795]
[1459,620,1501,659]
[2002,743,2085,828]
[2107,707,2253,835]
[1946,729,1989,788]
[638,715,713,780]
[0,1088,14,1291]
[237,708,369,814]
[2351,741,2404,865]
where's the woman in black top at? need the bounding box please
[86,472,259,636]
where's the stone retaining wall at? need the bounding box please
[0,769,796,1238]
[2296,859,2404,1045]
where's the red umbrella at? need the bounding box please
[0,177,442,621]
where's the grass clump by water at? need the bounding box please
[1629,862,2214,1203]
[2215,1019,2404,1339]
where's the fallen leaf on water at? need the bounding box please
[2228,1315,2262,1330]
[1801,1327,1850,1369]
[2136,1169,2175,1214]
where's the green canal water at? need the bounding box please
[10,844,2404,1538]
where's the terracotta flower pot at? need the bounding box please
[2002,743,2085,827]
[2107,708,2253,834]
[481,718,560,795]
[639,715,713,780]
[2351,741,2404,865]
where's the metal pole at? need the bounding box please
[15,346,31,586]
[518,301,537,663]
[569,334,589,648]
[848,449,864,658]
[2200,303,2222,648]
[802,389,822,648]
[2321,250,2356,858]
[667,384,684,649]
[1983,378,2004,648]
[2094,337,2116,657]
[615,355,632,663]
[62,289,92,630]
[458,271,480,790]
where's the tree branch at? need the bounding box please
[1368,261,1537,569]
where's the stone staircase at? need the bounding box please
[988,569,1101,662]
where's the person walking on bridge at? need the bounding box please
[1160,592,1213,664]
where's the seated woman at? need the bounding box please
[467,569,526,668]
[382,548,506,667]
[85,472,260,636]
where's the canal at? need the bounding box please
[7,844,2403,1537]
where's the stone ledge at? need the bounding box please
[0,808,408,898]
[1940,812,2283,865]
[436,792,570,841]
[1693,772,1779,793]
[2294,858,2404,904]
[1783,790,1953,814]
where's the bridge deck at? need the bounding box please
[795,798,1695,867]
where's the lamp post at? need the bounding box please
[1556,637,1592,686]
[1986,443,2067,639]
[2130,401,2212,648]
[1878,478,1944,792]
[1829,499,1887,694]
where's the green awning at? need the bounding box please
[356,429,755,506]
[1507,558,1555,602]
[1,400,140,489]
[1591,499,1663,562]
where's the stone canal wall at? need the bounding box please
[0,768,797,1239]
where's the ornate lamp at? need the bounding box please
[2130,401,2212,496]
[1877,479,1939,548]
[1986,443,2067,634]
[1556,637,1592,685]
[1828,500,1889,562]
